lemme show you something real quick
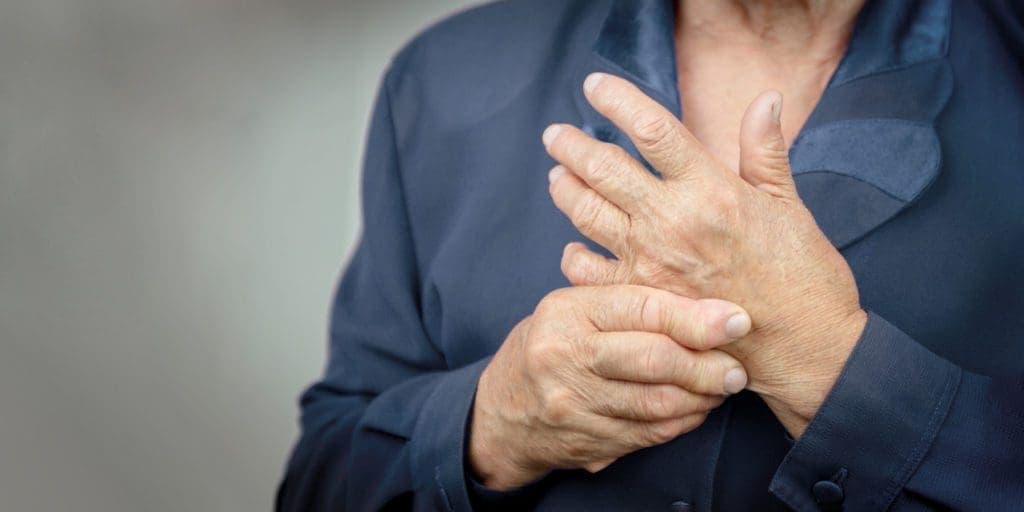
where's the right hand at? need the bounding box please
[468,284,751,490]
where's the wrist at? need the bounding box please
[747,307,867,436]
[468,362,545,490]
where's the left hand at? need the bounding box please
[542,72,868,435]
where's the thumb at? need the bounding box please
[738,90,797,199]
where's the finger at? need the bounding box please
[569,413,706,459]
[589,380,723,421]
[600,413,709,450]
[582,72,712,181]
[549,166,630,255]
[589,332,749,395]
[543,123,661,213]
[576,285,752,350]
[561,241,620,286]
[738,90,798,199]
[581,458,616,474]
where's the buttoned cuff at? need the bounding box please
[768,312,962,511]
[409,358,491,512]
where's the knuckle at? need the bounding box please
[701,187,741,228]
[718,187,741,213]
[760,133,790,159]
[561,436,598,464]
[561,250,591,284]
[643,292,680,337]
[523,338,555,371]
[640,342,668,377]
[687,314,712,350]
[590,297,615,330]
[632,109,675,148]
[644,386,680,419]
[539,388,575,426]
[533,299,554,319]
[635,293,659,330]
[564,438,593,461]
[678,413,709,435]
[571,263,596,286]
[524,337,576,376]
[689,358,718,392]
[572,193,604,234]
[590,338,610,374]
[671,350,697,382]
[575,254,609,286]
[585,145,625,186]
[538,289,573,315]
[645,420,681,445]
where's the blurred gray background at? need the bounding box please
[0,0,479,510]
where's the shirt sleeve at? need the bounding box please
[275,61,488,512]
[768,311,1024,511]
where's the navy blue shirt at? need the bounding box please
[278,0,1024,510]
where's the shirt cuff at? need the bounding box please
[768,311,962,512]
[466,471,552,511]
[408,358,491,512]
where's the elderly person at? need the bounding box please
[278,0,1024,510]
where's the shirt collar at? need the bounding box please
[573,0,954,249]
[583,0,951,113]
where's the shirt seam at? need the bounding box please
[878,364,962,510]
[435,466,456,512]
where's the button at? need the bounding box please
[668,501,693,512]
[812,479,844,505]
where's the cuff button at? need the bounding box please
[668,500,693,512]
[812,479,844,506]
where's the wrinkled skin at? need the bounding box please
[543,73,867,435]
[470,284,751,490]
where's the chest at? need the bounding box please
[398,45,1024,380]
[674,44,840,171]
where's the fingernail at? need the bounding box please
[542,124,563,148]
[583,72,606,95]
[724,312,751,339]
[723,368,748,394]
[548,165,566,183]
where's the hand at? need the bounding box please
[542,73,867,435]
[469,285,751,490]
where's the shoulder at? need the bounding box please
[380,0,608,131]
[951,0,1024,64]
[387,0,600,79]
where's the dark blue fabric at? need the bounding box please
[277,0,1024,510]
